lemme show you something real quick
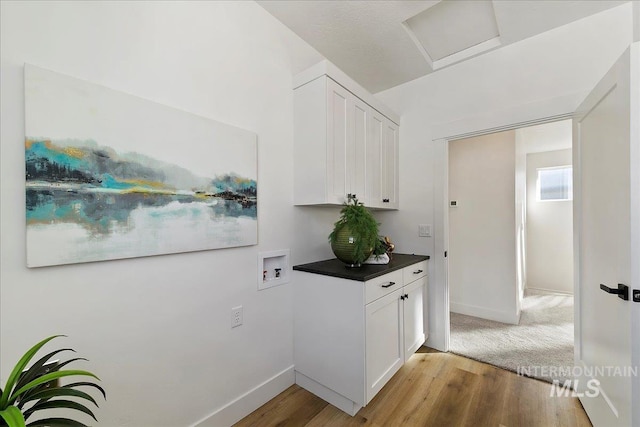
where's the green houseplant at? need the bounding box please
[329,197,384,267]
[0,335,106,427]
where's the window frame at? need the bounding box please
[536,165,573,202]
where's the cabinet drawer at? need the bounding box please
[365,270,403,305]
[403,261,427,284]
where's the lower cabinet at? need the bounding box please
[365,288,403,403]
[293,260,428,416]
[403,276,427,361]
[365,274,427,402]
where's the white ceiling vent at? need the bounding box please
[403,0,501,70]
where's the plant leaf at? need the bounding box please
[10,371,99,405]
[18,387,98,409]
[48,358,87,372]
[20,357,90,403]
[14,349,74,392]
[65,382,106,400]
[0,406,26,427]
[0,335,64,409]
[23,399,96,422]
[26,418,87,427]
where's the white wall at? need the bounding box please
[518,119,574,154]
[515,119,574,303]
[515,128,527,312]
[526,149,574,294]
[0,2,326,426]
[375,3,632,349]
[448,131,518,324]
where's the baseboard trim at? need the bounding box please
[191,365,295,427]
[526,287,574,296]
[450,302,519,324]
[295,371,361,416]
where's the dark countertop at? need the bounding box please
[293,253,429,282]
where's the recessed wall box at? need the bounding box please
[258,249,290,290]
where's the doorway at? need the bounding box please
[446,120,574,383]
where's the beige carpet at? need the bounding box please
[449,289,574,384]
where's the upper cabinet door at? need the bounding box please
[367,110,384,209]
[351,97,368,205]
[382,120,399,209]
[326,78,351,205]
[293,69,400,209]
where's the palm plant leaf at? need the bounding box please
[63,383,106,400]
[23,400,96,422]
[26,418,87,427]
[0,406,25,427]
[0,336,63,409]
[17,387,98,410]
[9,371,99,406]
[1,336,104,426]
[17,358,88,406]
[14,349,73,392]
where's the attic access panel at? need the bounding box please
[404,0,501,69]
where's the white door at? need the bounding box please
[403,277,426,362]
[573,43,639,427]
[365,288,404,403]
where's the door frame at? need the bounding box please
[428,91,587,352]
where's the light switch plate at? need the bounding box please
[418,224,432,237]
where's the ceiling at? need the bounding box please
[258,0,628,93]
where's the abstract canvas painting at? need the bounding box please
[25,65,257,267]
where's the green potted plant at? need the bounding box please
[329,197,385,267]
[0,335,106,427]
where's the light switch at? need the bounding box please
[418,224,432,237]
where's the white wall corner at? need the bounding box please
[191,366,294,427]
[450,302,520,325]
[634,1,640,43]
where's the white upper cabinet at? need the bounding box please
[326,79,350,204]
[293,61,399,209]
[382,120,399,209]
[367,110,399,209]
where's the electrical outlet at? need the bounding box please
[231,306,243,328]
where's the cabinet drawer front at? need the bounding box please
[403,261,427,284]
[365,270,403,304]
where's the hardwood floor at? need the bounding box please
[235,348,592,427]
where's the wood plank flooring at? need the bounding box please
[235,347,591,427]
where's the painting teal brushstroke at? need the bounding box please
[100,174,136,190]
[26,140,86,170]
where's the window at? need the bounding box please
[537,166,572,201]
